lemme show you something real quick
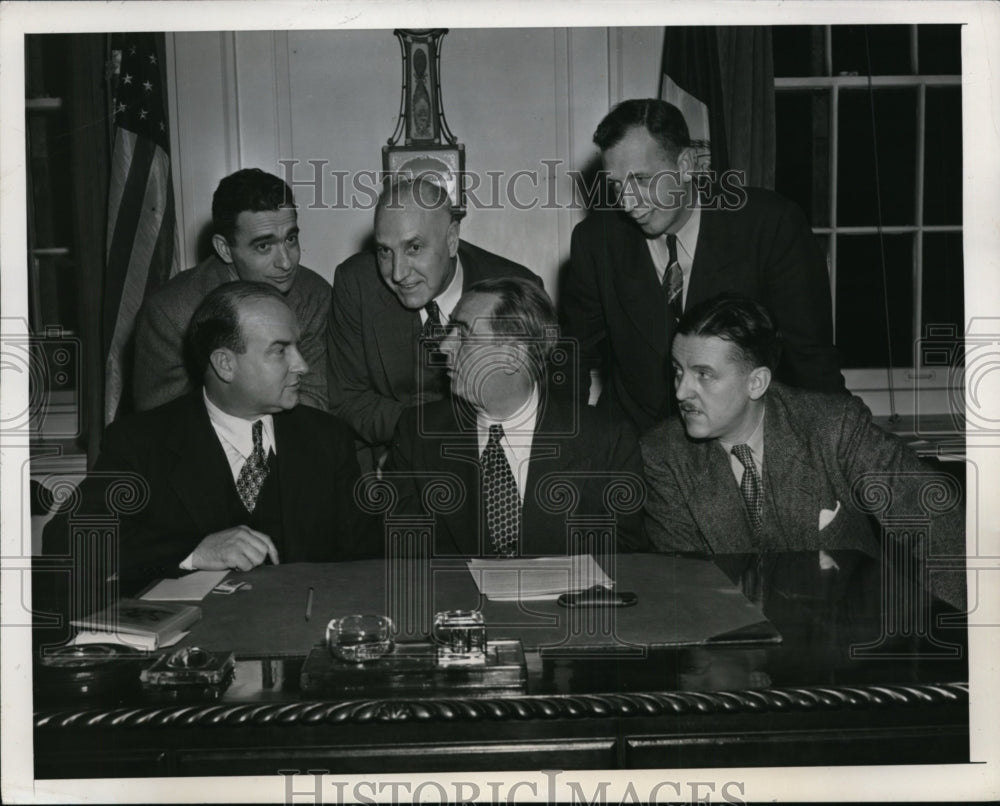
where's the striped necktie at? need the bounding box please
[663,234,683,320]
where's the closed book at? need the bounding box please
[71,599,201,648]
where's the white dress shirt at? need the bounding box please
[646,203,702,309]
[418,255,464,326]
[718,407,766,487]
[180,392,277,569]
[476,385,540,502]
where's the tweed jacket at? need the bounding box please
[640,383,965,608]
[133,254,331,413]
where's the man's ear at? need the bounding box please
[212,234,234,265]
[446,219,460,258]
[208,348,236,383]
[747,366,772,401]
[676,146,698,184]
[505,342,529,375]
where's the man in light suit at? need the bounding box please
[134,168,331,413]
[561,98,844,432]
[46,282,369,593]
[328,177,541,454]
[641,294,965,608]
[386,277,647,557]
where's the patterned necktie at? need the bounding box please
[236,420,270,514]
[662,234,683,321]
[422,300,444,347]
[481,424,521,557]
[732,443,763,534]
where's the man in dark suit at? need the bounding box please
[386,277,647,557]
[45,282,369,593]
[328,177,541,453]
[561,98,844,432]
[641,294,965,609]
[134,168,331,412]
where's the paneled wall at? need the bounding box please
[166,28,664,292]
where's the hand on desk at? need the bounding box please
[191,526,280,571]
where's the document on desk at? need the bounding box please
[467,554,613,601]
[141,570,229,601]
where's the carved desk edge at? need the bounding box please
[35,681,968,730]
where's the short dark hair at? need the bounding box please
[212,169,296,242]
[676,293,782,372]
[463,277,556,385]
[375,175,455,220]
[593,98,691,160]
[187,281,288,378]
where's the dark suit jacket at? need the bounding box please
[385,392,649,556]
[43,395,373,591]
[327,240,541,447]
[640,383,965,608]
[133,255,332,413]
[561,188,845,432]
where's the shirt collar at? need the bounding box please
[719,404,766,464]
[420,254,464,324]
[203,389,276,459]
[476,384,541,442]
[673,201,701,262]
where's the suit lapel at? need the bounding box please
[760,392,820,547]
[167,397,234,536]
[688,439,756,551]
[610,218,666,353]
[273,411,311,559]
[372,285,420,400]
[431,400,484,555]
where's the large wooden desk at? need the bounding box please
[32,552,968,777]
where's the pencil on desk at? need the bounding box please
[305,587,314,622]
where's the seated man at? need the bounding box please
[45,281,370,593]
[327,176,541,454]
[641,293,965,608]
[133,168,330,412]
[386,277,648,556]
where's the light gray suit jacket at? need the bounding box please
[641,383,965,608]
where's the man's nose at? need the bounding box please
[675,372,692,399]
[274,242,292,270]
[289,346,309,375]
[391,254,409,284]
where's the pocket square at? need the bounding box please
[819,500,842,531]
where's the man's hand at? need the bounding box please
[191,526,280,571]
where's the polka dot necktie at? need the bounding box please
[732,443,763,534]
[663,234,683,321]
[236,420,271,514]
[481,423,521,557]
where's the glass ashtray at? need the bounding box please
[326,614,394,663]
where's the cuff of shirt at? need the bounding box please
[179,553,195,571]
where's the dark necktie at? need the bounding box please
[236,420,270,514]
[662,234,683,321]
[422,300,444,347]
[481,424,520,557]
[732,443,762,534]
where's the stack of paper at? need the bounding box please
[140,570,229,601]
[467,554,613,601]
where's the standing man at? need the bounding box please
[46,282,370,593]
[561,98,844,432]
[641,294,964,609]
[133,168,331,413]
[327,177,541,454]
[386,278,647,556]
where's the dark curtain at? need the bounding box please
[66,35,111,467]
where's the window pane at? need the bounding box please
[924,87,962,226]
[921,234,964,362]
[838,88,917,227]
[773,25,826,77]
[832,25,912,76]
[918,24,961,74]
[775,90,830,227]
[835,234,914,368]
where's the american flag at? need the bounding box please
[104,33,180,424]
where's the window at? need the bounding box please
[773,25,962,400]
